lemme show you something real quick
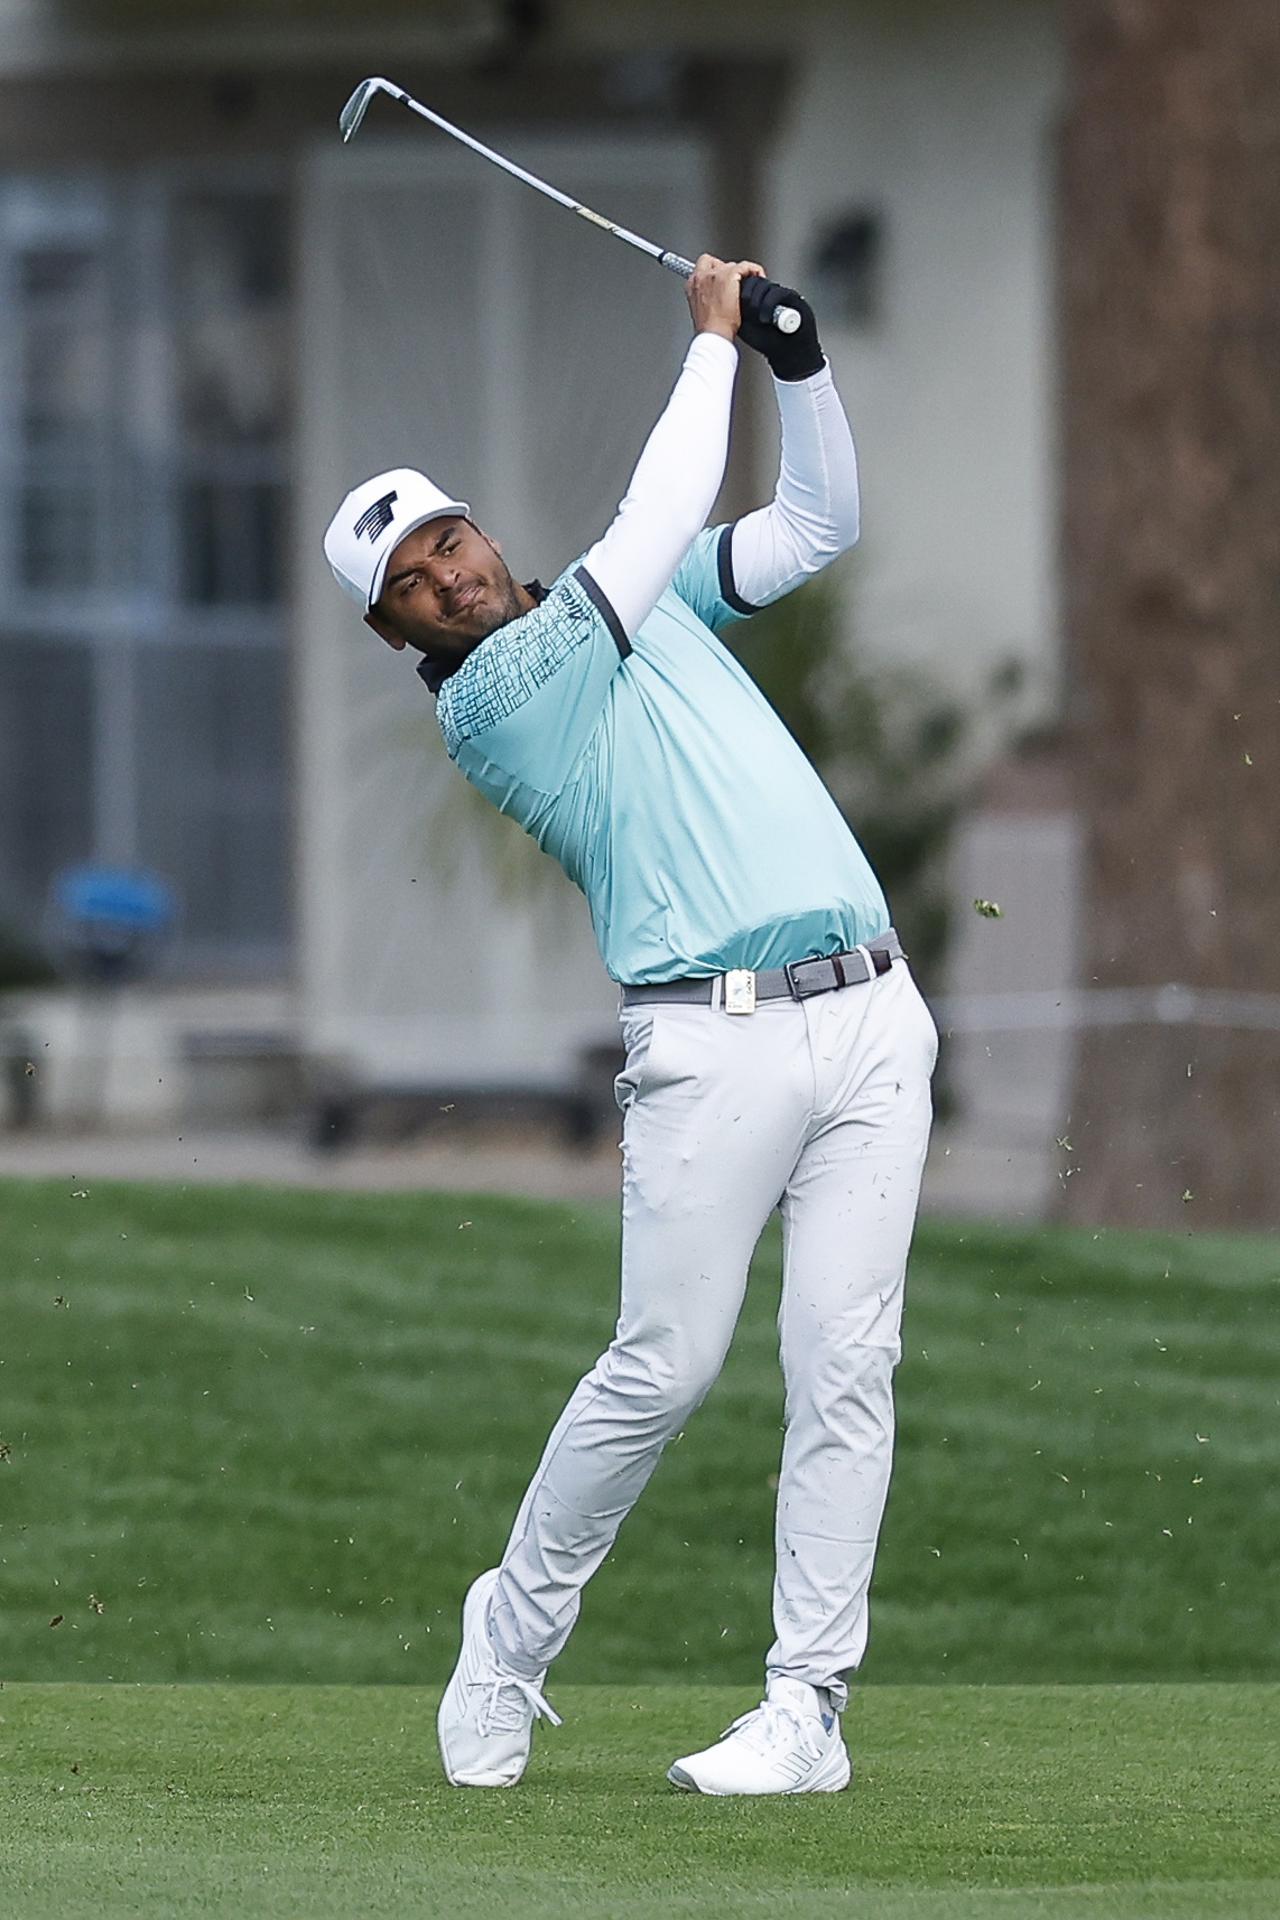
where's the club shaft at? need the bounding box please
[380,83,667,261]
[343,79,800,332]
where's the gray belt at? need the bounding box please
[620,929,903,1013]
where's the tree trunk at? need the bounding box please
[1059,0,1280,1227]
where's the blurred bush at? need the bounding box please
[0,922,55,993]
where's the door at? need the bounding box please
[297,130,709,1085]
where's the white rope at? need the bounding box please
[931,983,1280,1036]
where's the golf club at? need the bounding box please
[339,76,802,335]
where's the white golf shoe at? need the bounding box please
[436,1568,562,1787]
[667,1676,851,1796]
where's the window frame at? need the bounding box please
[0,159,293,982]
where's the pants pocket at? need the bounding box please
[900,966,940,1074]
[615,1009,663,1112]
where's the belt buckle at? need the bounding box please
[723,968,757,1015]
[784,957,824,1000]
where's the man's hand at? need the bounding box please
[738,274,825,382]
[685,254,765,343]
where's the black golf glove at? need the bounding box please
[737,276,825,382]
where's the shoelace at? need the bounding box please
[476,1671,563,1738]
[720,1701,825,1759]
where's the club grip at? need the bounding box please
[660,253,801,334]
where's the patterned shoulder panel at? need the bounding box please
[437,567,616,752]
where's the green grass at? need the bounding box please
[6,1681,1279,1918]
[4,1178,1277,1914]
[1,1177,1277,1689]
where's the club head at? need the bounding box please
[339,77,392,143]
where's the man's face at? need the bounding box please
[365,517,528,664]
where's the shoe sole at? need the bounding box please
[666,1751,852,1796]
[438,1570,517,1789]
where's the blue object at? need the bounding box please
[57,866,175,934]
[53,865,176,981]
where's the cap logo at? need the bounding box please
[354,490,398,541]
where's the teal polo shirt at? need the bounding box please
[425,526,890,985]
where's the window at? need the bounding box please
[0,640,94,909]
[0,172,290,977]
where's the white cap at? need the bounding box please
[324,467,471,610]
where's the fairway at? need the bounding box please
[4,1177,1279,1913]
[2,1178,1277,1690]
[5,1681,1278,1918]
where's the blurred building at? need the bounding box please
[0,0,1066,1177]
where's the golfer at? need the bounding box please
[324,257,937,1796]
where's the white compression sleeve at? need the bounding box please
[580,332,738,639]
[726,363,860,609]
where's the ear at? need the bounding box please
[475,525,503,561]
[364,609,404,651]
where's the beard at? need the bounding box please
[470,567,527,639]
[403,562,526,663]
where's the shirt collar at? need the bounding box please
[415,580,546,694]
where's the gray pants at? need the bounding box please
[485,960,936,1711]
